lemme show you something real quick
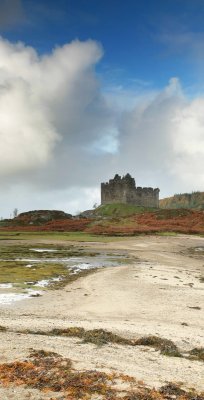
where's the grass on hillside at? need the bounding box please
[160,191,204,210]
[1,202,203,237]
[94,203,156,217]
[155,209,192,219]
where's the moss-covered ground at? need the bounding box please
[0,244,100,290]
[0,244,97,259]
[0,243,130,291]
[94,203,156,217]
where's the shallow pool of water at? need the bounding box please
[0,248,131,305]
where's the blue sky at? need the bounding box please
[0,0,204,216]
[3,0,204,90]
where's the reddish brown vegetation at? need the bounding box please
[1,218,90,232]
[0,350,203,400]
[1,208,203,235]
[86,210,204,235]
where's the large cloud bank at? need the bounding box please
[0,37,114,181]
[119,78,204,191]
[0,37,204,216]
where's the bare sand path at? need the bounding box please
[0,234,204,397]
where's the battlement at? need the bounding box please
[101,174,160,208]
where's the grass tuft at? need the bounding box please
[159,383,186,396]
[82,328,131,346]
[189,347,204,361]
[0,326,7,332]
[29,327,131,347]
[94,203,155,217]
[134,335,182,357]
[29,349,62,358]
[23,327,183,357]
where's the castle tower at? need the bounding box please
[101,174,160,208]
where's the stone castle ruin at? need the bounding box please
[101,174,160,208]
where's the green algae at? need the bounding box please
[0,260,67,286]
[0,244,94,260]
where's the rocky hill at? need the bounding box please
[160,192,204,210]
[0,204,203,235]
[0,210,72,228]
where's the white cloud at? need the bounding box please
[0,36,204,217]
[0,37,117,183]
[0,77,58,175]
[118,78,204,194]
[170,97,204,186]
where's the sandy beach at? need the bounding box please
[0,234,203,398]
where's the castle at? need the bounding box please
[101,174,160,208]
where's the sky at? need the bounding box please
[1,0,204,217]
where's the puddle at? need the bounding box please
[72,263,93,270]
[30,248,59,253]
[0,291,42,304]
[0,283,13,289]
[71,263,94,274]
[195,247,204,252]
[133,243,149,248]
[33,277,62,287]
[14,254,128,269]
[187,246,204,257]
[0,247,130,305]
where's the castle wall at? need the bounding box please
[101,182,126,204]
[101,174,160,208]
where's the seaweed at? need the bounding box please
[0,351,203,400]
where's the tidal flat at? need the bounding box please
[0,242,131,303]
[0,234,203,399]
